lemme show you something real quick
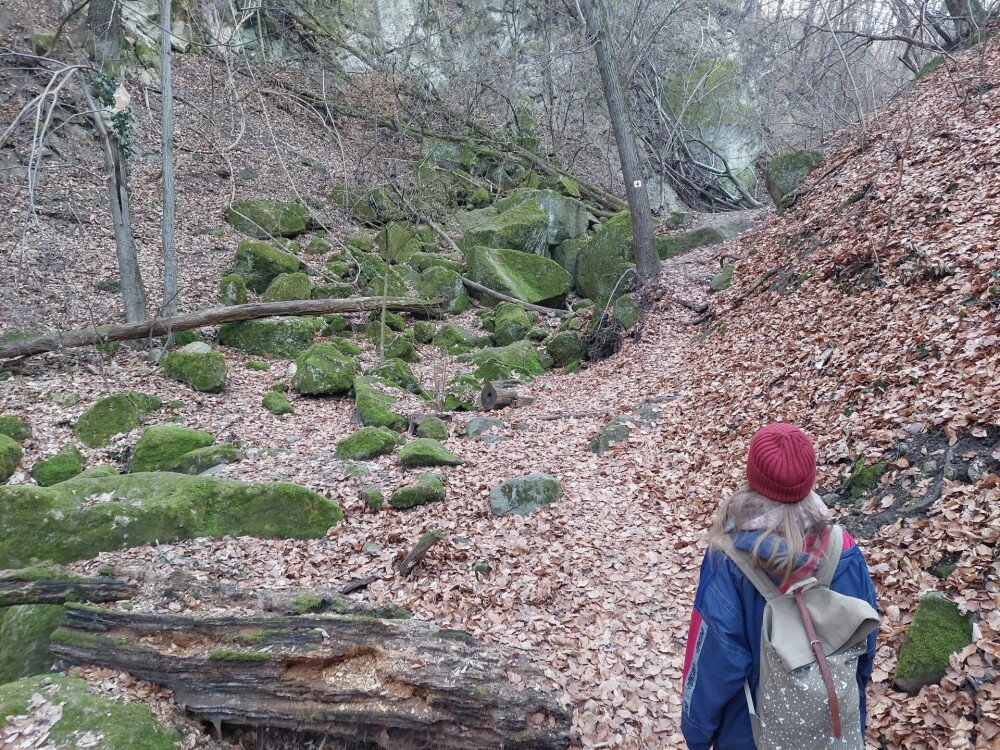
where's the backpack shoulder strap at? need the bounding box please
[816,525,844,588]
[717,535,781,601]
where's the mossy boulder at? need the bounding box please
[354,377,407,431]
[589,415,633,455]
[161,344,228,392]
[291,343,358,396]
[493,188,589,246]
[371,329,419,363]
[368,358,422,395]
[0,473,343,568]
[377,222,426,262]
[415,417,449,440]
[219,316,317,358]
[360,484,384,511]
[353,252,408,297]
[73,392,161,448]
[462,202,549,255]
[464,340,552,381]
[263,271,312,302]
[227,199,310,238]
[765,150,823,208]
[418,267,471,314]
[492,301,533,346]
[129,426,214,473]
[612,293,641,330]
[413,320,434,344]
[433,323,488,355]
[0,415,31,442]
[0,433,22,484]
[337,427,400,461]
[553,238,588,285]
[657,227,726,259]
[545,331,585,367]
[220,273,248,305]
[893,594,973,693]
[711,263,734,292]
[173,444,244,475]
[464,246,572,306]
[0,674,181,749]
[489,473,563,516]
[575,210,635,304]
[262,390,294,415]
[409,252,462,273]
[398,439,463,468]
[443,373,480,411]
[30,445,85,487]
[232,240,304,293]
[311,281,355,300]
[389,473,446,510]
[0,604,67,683]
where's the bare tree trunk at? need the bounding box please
[88,0,122,73]
[580,0,661,286]
[161,0,178,336]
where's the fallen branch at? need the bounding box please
[0,568,136,607]
[0,297,443,360]
[729,266,783,309]
[51,605,572,749]
[461,277,572,318]
[396,530,444,577]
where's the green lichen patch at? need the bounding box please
[337,427,400,461]
[30,445,85,487]
[0,604,67,683]
[0,433,23,484]
[73,392,161,448]
[0,674,181,750]
[367,358,423,395]
[219,316,317,358]
[0,415,32,442]
[291,343,358,396]
[227,199,310,239]
[263,391,294,415]
[398,439,463,468]
[765,150,824,208]
[209,647,271,662]
[490,473,563,516]
[389,472,446,510]
[129,426,214,473]
[415,418,449,441]
[172,444,244,475]
[492,302,533,346]
[893,594,973,693]
[354,377,408,431]
[463,340,552,382]
[220,273,248,305]
[161,346,228,393]
[463,246,572,306]
[263,271,313,302]
[232,239,304,293]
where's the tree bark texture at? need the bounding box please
[161,0,178,328]
[0,570,136,608]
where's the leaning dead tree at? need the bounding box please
[52,605,572,749]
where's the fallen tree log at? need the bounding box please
[0,568,137,607]
[482,380,535,411]
[0,297,443,360]
[395,530,444,577]
[51,605,571,750]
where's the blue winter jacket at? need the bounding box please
[680,529,879,750]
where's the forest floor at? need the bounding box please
[1,4,1000,748]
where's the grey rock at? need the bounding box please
[466,417,503,438]
[362,542,382,556]
[490,473,563,517]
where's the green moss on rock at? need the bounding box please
[413,320,434,344]
[464,246,572,306]
[657,227,726,259]
[219,317,317,358]
[367,358,422,395]
[291,343,358,396]
[161,345,228,393]
[711,264,734,292]
[0,604,67,683]
[409,252,462,273]
[765,150,823,208]
[209,647,270,662]
[263,271,312,302]
[433,323,488,355]
[129,426,214,473]
[360,484,384,510]
[220,273,248,305]
[398,438,463,468]
[337,427,400,461]
[311,281,355,300]
[263,391,294,415]
[443,373,480,411]
[492,301,533,346]
[232,240,304,293]
[0,415,32,442]
[389,473,446,510]
[415,417,449,441]
[370,329,419,363]
[893,594,973,693]
[0,433,22,483]
[575,210,635,304]
[0,473,343,568]
[545,331,585,367]
[489,473,563,516]
[493,188,589,246]
[173,444,244,475]
[227,199,310,238]
[612,294,641,330]
[0,674,181,749]
[418,266,471,314]
[464,340,552,381]
[73,392,161,448]
[462,201,549,255]
[354,377,407,431]
[30,445,85,487]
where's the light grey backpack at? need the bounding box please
[722,527,879,749]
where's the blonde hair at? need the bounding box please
[707,483,832,586]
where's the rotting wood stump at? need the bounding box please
[51,604,571,750]
[481,380,534,411]
[0,567,137,607]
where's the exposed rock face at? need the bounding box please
[765,149,824,208]
[0,604,67,683]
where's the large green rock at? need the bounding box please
[378,222,426,262]
[370,328,419,363]
[553,238,587,285]
[409,251,461,273]
[219,316,317,358]
[291,343,358,395]
[220,273,248,305]
[418,267,471,314]
[73,392,161,448]
[129,426,214,473]
[0,674,181,749]
[464,340,552,381]
[262,391,294,415]
[464,246,571,306]
[545,331,585,367]
[893,594,974,693]
[575,210,635,304]
[389,473,446,510]
[337,427,400,461]
[765,149,823,208]
[443,373,480,411]
[0,415,31,442]
[489,473,563,516]
[398,439,463,468]
[172,444,244,475]
[433,323,488,355]
[0,604,67,683]
[263,271,312,302]
[232,240,304,293]
[0,473,343,568]
[30,445,85,487]
[492,301,532,346]
[354,377,407,431]
[494,188,588,246]
[161,344,228,393]
[367,358,422,395]
[311,281,355,300]
[461,202,550,255]
[0,433,22,483]
[227,199,310,238]
[353,252,408,298]
[415,417,449,440]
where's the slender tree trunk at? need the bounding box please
[580,0,661,286]
[161,0,178,336]
[88,0,122,73]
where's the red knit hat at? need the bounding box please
[745,423,816,503]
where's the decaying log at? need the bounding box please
[0,297,442,360]
[396,531,444,577]
[0,567,136,607]
[51,605,571,750]
[482,380,535,411]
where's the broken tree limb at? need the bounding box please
[51,604,571,749]
[482,380,535,411]
[460,277,573,318]
[396,530,444,577]
[0,296,443,360]
[0,568,136,607]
